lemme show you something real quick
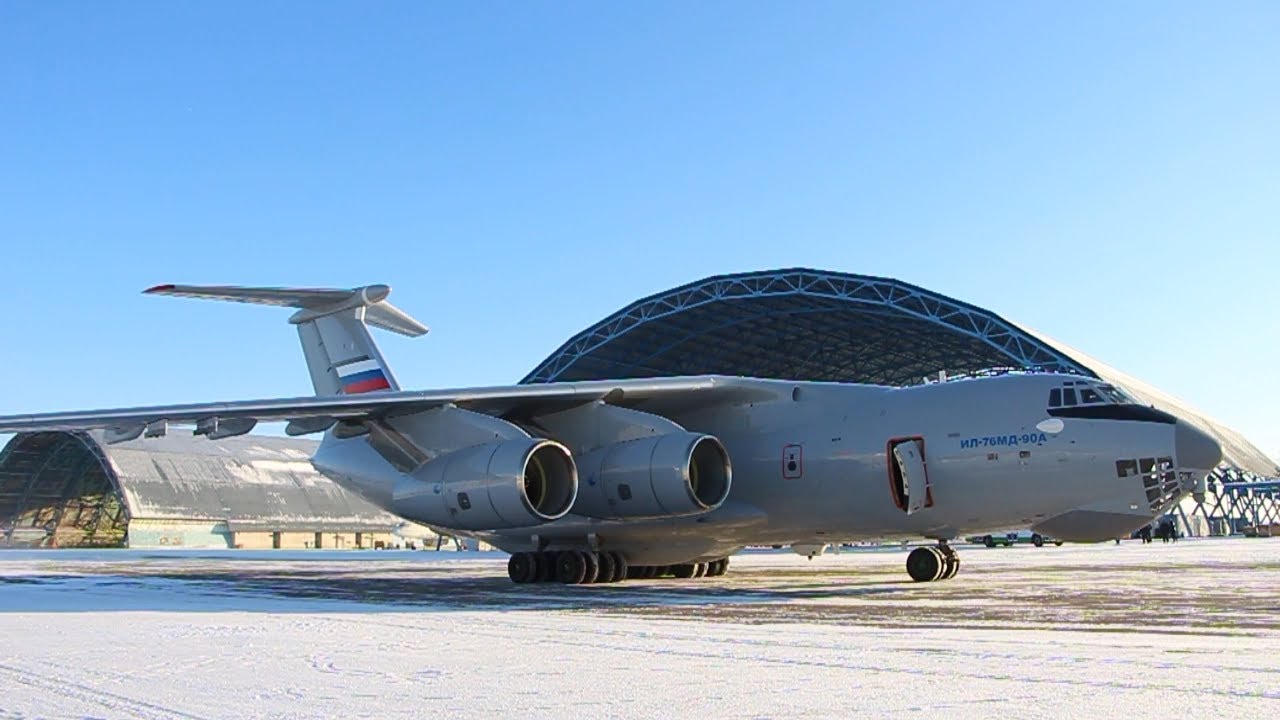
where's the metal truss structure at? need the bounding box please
[524,268,1093,386]
[0,431,128,548]
[1177,468,1280,537]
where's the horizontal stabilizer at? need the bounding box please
[144,283,429,337]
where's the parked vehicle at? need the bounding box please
[967,531,1063,547]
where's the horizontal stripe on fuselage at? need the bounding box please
[1047,405,1176,424]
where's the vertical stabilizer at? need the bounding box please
[144,283,427,396]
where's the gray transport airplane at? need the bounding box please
[0,285,1223,584]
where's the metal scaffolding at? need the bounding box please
[1178,468,1280,537]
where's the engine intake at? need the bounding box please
[574,433,731,519]
[392,439,577,530]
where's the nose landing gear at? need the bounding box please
[906,542,960,582]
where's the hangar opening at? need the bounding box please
[0,432,127,547]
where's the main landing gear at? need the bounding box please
[906,543,960,582]
[507,551,729,585]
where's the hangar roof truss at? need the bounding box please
[524,268,1093,386]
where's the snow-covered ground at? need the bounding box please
[0,538,1277,719]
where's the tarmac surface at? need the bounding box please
[0,538,1277,718]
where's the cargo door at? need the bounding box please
[888,437,932,514]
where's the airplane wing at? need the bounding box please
[0,375,779,442]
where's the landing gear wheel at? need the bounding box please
[537,552,557,582]
[594,552,615,584]
[1054,540,1064,546]
[609,552,628,583]
[1032,534,1045,548]
[938,545,960,580]
[580,551,600,584]
[983,535,996,548]
[672,564,697,579]
[508,552,535,584]
[556,550,587,584]
[906,546,945,582]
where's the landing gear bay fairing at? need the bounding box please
[0,285,1222,583]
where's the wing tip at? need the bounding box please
[144,284,177,294]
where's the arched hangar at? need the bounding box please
[524,268,1277,533]
[0,431,400,549]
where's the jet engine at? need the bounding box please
[573,432,731,519]
[392,439,578,530]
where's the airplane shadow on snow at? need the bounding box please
[0,563,913,614]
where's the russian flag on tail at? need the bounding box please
[335,358,391,394]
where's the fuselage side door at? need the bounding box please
[889,437,932,515]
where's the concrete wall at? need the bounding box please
[127,519,233,548]
[231,531,396,550]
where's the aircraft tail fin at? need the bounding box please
[144,284,427,396]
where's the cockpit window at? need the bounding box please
[1098,385,1132,404]
[1048,382,1134,408]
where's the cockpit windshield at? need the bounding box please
[1097,384,1133,404]
[1047,381,1133,408]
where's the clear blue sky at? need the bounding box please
[1,3,1276,460]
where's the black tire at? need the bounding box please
[507,553,534,584]
[580,550,600,584]
[594,552,615,584]
[940,548,960,580]
[537,552,557,582]
[609,552,628,583]
[906,546,944,582]
[1032,534,1045,548]
[983,536,995,548]
[556,550,587,585]
[1054,541,1064,546]
[672,563,696,579]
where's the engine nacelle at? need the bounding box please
[392,439,578,531]
[573,433,731,519]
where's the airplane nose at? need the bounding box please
[1175,420,1222,471]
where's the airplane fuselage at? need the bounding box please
[313,373,1210,566]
